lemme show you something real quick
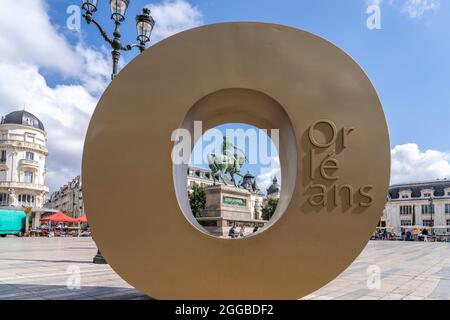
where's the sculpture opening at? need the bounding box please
[186,123,281,238]
[172,88,297,241]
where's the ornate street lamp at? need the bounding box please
[428,196,434,228]
[81,0,155,80]
[82,1,155,264]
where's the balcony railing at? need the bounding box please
[0,140,48,153]
[19,159,40,169]
[0,181,49,193]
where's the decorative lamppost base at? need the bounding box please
[93,249,107,264]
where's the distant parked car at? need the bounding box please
[0,209,26,237]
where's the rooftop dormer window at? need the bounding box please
[399,190,411,199]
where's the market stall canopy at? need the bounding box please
[40,212,77,223]
[76,215,88,223]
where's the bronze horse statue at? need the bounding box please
[207,136,247,187]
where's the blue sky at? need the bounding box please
[0,0,449,192]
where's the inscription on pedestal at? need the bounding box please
[223,196,246,207]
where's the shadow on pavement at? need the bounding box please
[0,283,153,300]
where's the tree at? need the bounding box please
[261,198,278,221]
[189,183,206,218]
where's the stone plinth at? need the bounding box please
[197,185,267,237]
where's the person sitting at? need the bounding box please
[228,226,237,238]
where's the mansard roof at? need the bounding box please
[389,180,450,199]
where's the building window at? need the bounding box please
[399,205,413,215]
[18,194,35,206]
[0,193,9,206]
[423,193,431,198]
[401,195,409,199]
[26,152,34,161]
[447,220,450,226]
[423,220,434,227]
[445,204,450,214]
[421,204,434,214]
[24,171,34,183]
[0,150,6,163]
[401,220,412,226]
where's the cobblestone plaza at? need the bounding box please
[0,238,448,300]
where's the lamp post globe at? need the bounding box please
[82,0,98,14]
[136,8,155,49]
[110,0,130,22]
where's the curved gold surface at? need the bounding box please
[82,22,390,299]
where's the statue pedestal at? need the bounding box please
[196,185,267,237]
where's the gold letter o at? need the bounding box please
[82,23,390,299]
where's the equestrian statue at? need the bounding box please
[207,136,247,187]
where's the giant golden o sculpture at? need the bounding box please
[82,22,390,299]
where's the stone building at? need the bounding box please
[44,176,84,218]
[0,110,49,209]
[381,180,450,232]
[266,176,281,200]
[239,171,265,220]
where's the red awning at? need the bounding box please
[76,214,88,223]
[40,211,77,223]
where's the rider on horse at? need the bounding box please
[207,136,247,186]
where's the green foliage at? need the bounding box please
[261,198,278,221]
[189,183,206,218]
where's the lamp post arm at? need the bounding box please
[126,43,146,53]
[82,14,113,46]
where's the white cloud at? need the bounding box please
[391,144,450,185]
[0,62,97,192]
[367,0,440,18]
[0,0,110,92]
[0,0,78,76]
[256,144,450,190]
[401,0,440,18]
[257,157,281,194]
[147,0,204,43]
